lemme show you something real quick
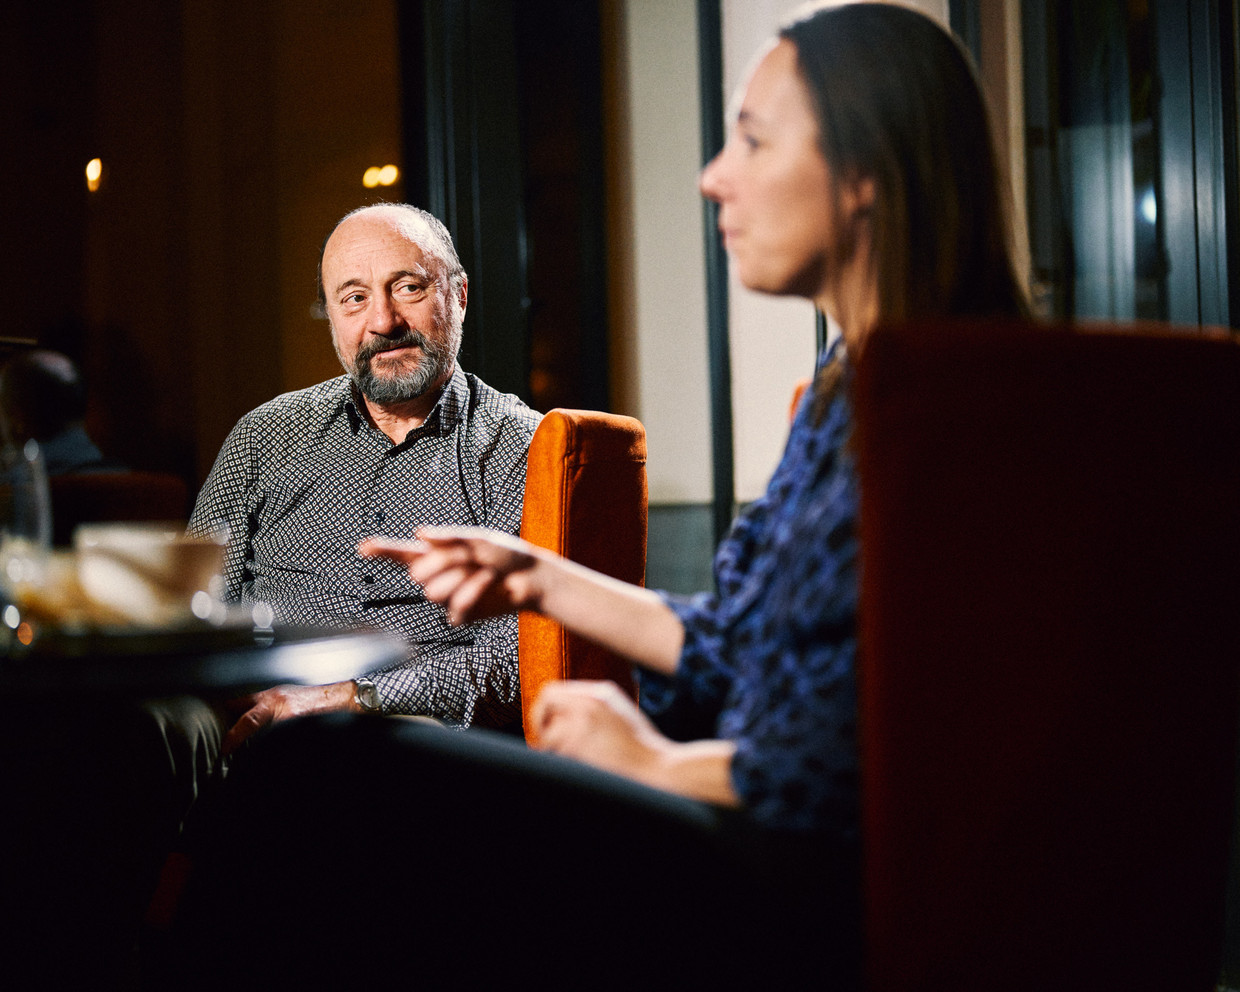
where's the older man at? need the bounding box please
[0,207,538,988]
[189,204,540,743]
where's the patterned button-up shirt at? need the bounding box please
[187,367,541,729]
[640,343,858,834]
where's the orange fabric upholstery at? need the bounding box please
[49,470,190,546]
[853,318,1240,989]
[518,409,647,743]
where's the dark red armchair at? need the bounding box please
[853,318,1240,990]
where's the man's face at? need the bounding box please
[321,209,466,407]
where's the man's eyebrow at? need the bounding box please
[330,268,432,298]
[389,267,432,284]
[331,277,367,297]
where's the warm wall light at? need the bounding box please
[85,157,103,192]
[362,164,400,188]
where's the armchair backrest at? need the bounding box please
[853,318,1240,989]
[518,409,647,743]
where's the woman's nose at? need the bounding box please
[699,149,726,202]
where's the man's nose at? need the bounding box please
[366,293,406,336]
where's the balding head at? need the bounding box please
[316,204,465,317]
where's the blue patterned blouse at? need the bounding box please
[640,344,858,836]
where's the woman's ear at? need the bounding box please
[840,174,876,221]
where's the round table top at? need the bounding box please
[0,623,408,697]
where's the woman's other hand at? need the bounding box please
[532,679,742,808]
[532,679,667,779]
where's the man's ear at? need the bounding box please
[458,276,469,318]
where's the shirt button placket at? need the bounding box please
[361,456,389,597]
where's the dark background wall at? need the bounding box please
[2,0,609,497]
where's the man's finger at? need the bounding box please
[221,707,273,757]
[224,692,259,714]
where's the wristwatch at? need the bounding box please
[353,676,382,714]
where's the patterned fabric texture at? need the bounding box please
[187,366,541,728]
[641,342,859,834]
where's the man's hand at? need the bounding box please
[222,681,360,756]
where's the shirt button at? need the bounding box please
[373,510,385,525]
[362,574,375,584]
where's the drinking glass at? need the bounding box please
[0,438,52,646]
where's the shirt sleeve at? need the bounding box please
[368,613,520,728]
[186,417,258,604]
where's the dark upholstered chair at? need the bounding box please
[518,408,647,744]
[49,470,190,547]
[852,318,1240,990]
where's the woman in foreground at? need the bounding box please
[175,3,1026,987]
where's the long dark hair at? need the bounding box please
[781,1,1028,329]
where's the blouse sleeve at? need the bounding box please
[647,353,861,834]
[640,365,836,737]
[722,453,859,836]
[638,402,814,739]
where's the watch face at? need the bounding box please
[357,681,380,712]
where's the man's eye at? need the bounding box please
[344,293,365,305]
[397,283,426,297]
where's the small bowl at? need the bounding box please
[74,522,226,627]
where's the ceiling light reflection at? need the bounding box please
[362,164,400,188]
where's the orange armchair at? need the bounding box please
[852,318,1240,990]
[518,408,647,743]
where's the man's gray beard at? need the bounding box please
[347,331,448,405]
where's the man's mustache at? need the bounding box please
[357,330,438,361]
